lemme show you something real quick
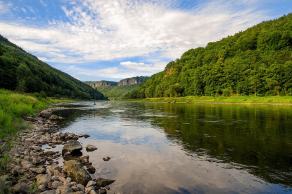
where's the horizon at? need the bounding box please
[0,0,291,81]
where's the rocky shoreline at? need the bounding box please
[0,107,114,194]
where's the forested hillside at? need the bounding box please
[98,85,139,99]
[0,35,105,99]
[129,14,292,98]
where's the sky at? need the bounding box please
[0,0,291,81]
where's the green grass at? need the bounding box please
[0,89,71,140]
[132,96,292,104]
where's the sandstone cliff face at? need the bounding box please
[85,81,117,89]
[118,76,148,86]
[86,76,148,88]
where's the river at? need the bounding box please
[57,101,292,194]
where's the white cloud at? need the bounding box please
[64,60,165,81]
[120,61,165,74]
[0,0,271,80]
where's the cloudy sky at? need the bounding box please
[0,0,291,81]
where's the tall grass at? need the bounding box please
[0,89,69,139]
[0,89,44,139]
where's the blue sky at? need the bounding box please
[0,0,291,81]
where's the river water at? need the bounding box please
[58,101,292,194]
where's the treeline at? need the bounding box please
[129,14,292,98]
[0,35,105,99]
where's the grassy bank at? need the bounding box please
[0,89,72,173]
[133,96,292,105]
[0,89,71,140]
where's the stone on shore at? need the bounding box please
[40,190,56,194]
[79,155,89,165]
[36,174,51,187]
[86,145,97,152]
[39,109,53,118]
[63,160,91,185]
[49,114,63,121]
[12,182,30,194]
[62,140,82,156]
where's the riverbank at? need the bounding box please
[0,104,114,194]
[130,96,292,105]
[0,89,72,141]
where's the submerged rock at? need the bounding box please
[62,140,82,156]
[80,134,90,138]
[86,165,96,174]
[95,178,115,188]
[63,160,91,185]
[86,145,97,152]
[102,157,111,161]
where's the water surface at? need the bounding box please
[59,101,292,194]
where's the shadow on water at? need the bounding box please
[139,103,292,187]
[55,101,292,193]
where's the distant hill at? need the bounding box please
[129,14,292,98]
[86,76,149,99]
[0,35,105,99]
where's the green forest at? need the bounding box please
[0,35,105,99]
[98,85,140,100]
[129,14,292,98]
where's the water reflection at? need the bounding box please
[57,101,292,194]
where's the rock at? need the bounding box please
[95,178,115,188]
[86,145,97,152]
[40,190,56,194]
[56,185,73,194]
[36,174,51,187]
[31,166,46,174]
[102,157,111,161]
[11,165,22,176]
[38,184,46,191]
[62,140,82,156]
[76,184,85,192]
[86,180,96,188]
[51,181,62,189]
[85,186,95,194]
[63,160,91,185]
[86,165,96,174]
[80,134,90,138]
[12,182,30,194]
[89,190,98,194]
[49,114,63,121]
[73,192,85,194]
[79,155,89,165]
[98,188,107,194]
[25,116,37,122]
[21,160,33,169]
[60,133,79,141]
[39,109,53,118]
